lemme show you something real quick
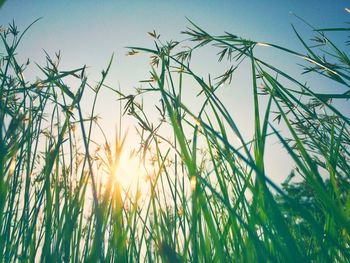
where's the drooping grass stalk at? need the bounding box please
[124,16,349,261]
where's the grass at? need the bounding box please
[1,14,350,262]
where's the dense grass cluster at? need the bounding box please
[1,16,350,262]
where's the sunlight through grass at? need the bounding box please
[1,13,349,262]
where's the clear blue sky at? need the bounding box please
[1,1,348,78]
[0,1,349,183]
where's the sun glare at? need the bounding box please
[114,151,144,193]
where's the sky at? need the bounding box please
[0,0,349,184]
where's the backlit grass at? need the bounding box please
[0,15,349,262]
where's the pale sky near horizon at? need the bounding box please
[1,1,349,184]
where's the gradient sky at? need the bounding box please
[1,1,349,184]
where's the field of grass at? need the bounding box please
[1,16,350,262]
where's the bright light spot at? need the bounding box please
[114,151,144,193]
[195,118,201,127]
[256,42,270,47]
[9,157,16,174]
[190,176,196,191]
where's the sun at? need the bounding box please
[114,150,144,194]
